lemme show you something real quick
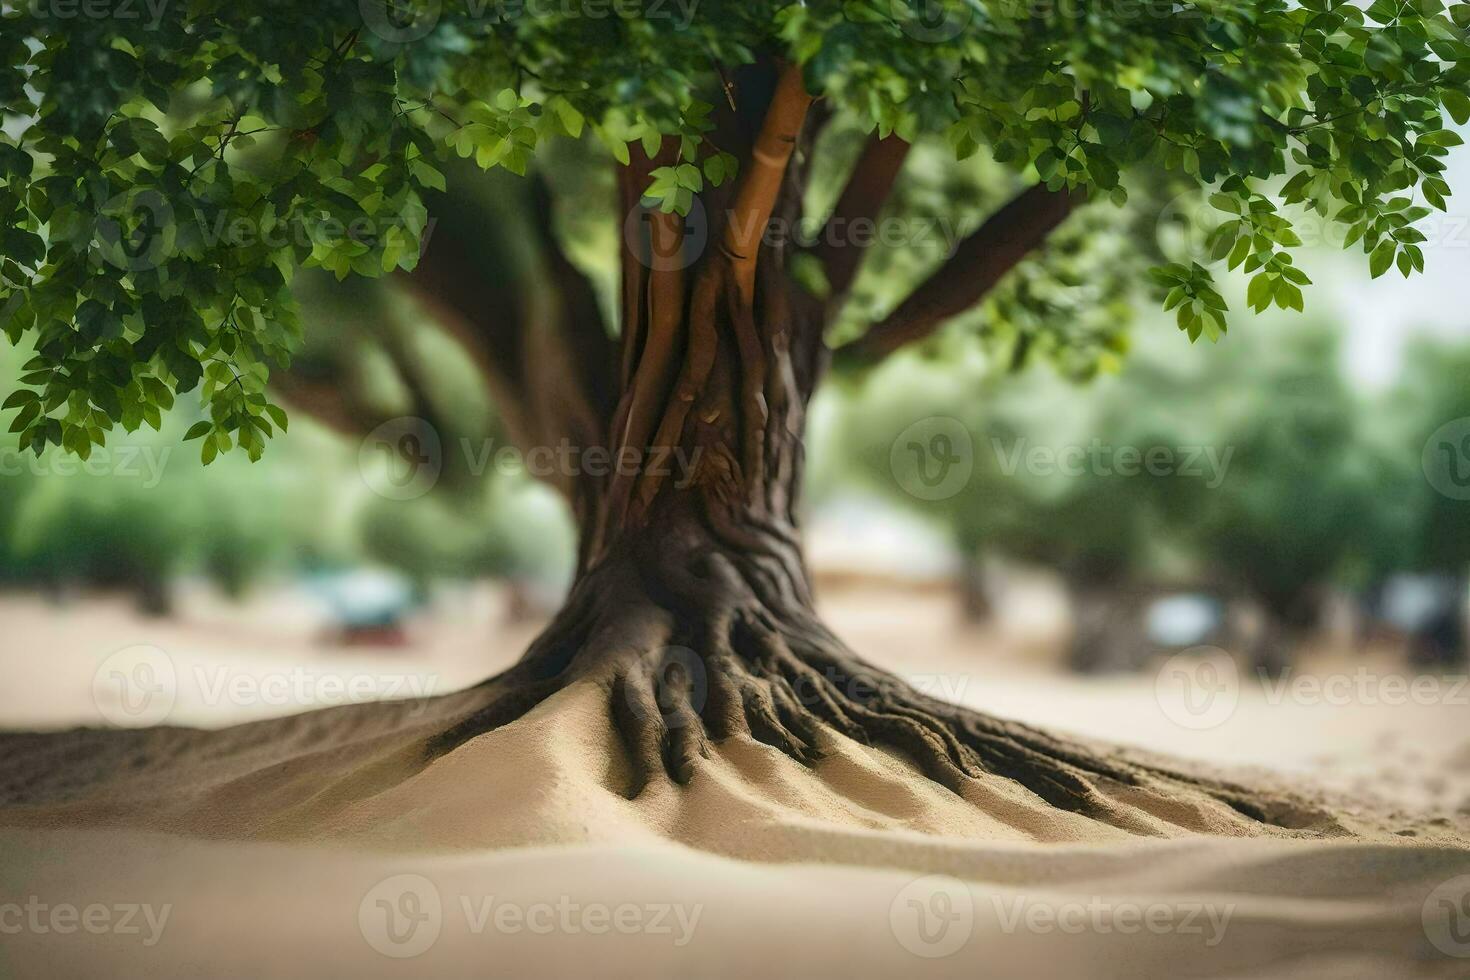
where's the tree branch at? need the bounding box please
[524,172,618,438]
[615,138,680,394]
[271,368,379,438]
[813,134,911,300]
[719,62,814,302]
[395,166,614,503]
[835,183,1084,364]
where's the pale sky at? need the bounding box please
[1320,136,1470,389]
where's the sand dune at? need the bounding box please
[4,828,1468,980]
[3,673,1470,978]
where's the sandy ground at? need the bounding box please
[5,585,1468,814]
[2,586,1470,978]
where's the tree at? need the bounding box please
[833,315,1400,673]
[1182,321,1406,670]
[1390,339,1470,666]
[3,1,1468,819]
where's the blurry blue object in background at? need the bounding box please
[1146,594,1225,649]
[304,569,418,647]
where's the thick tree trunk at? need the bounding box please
[428,449,1316,829]
[959,553,994,623]
[411,62,1313,832]
[423,273,1305,827]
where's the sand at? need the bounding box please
[2,591,1470,977]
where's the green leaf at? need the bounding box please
[551,98,584,138]
[0,143,33,178]
[1369,243,1396,279]
[1444,90,1470,127]
[1,389,37,411]
[1418,130,1465,148]
[1209,193,1241,214]
[1247,273,1273,312]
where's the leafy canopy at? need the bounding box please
[1,0,1467,462]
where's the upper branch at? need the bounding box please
[834,183,1083,364]
[719,62,814,302]
[813,134,911,300]
[399,169,615,501]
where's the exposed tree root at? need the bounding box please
[427,510,1334,836]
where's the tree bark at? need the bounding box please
[422,246,1300,826]
[394,64,1305,829]
[429,449,1308,827]
[958,552,994,623]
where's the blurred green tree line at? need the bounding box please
[827,312,1470,671]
